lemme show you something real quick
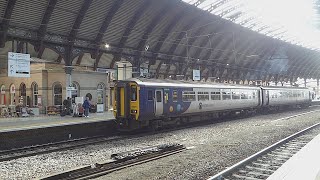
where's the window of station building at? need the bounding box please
[172,90,178,102]
[86,93,92,100]
[131,85,137,101]
[0,85,5,105]
[222,89,231,100]
[19,83,27,106]
[32,82,38,107]
[147,90,153,101]
[211,91,221,100]
[198,92,209,101]
[53,83,62,106]
[182,91,196,101]
[232,91,240,100]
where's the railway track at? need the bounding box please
[41,144,185,180]
[208,122,320,180]
[1,107,320,163]
[0,135,124,162]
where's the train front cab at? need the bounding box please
[113,81,140,130]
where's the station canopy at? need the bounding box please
[1,0,320,82]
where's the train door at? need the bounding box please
[265,90,270,105]
[155,89,163,116]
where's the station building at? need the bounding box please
[0,43,127,115]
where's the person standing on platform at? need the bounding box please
[83,97,91,117]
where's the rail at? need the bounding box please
[41,144,185,180]
[208,122,320,180]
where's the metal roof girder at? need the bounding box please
[92,0,125,59]
[133,1,175,70]
[0,0,18,47]
[36,0,58,57]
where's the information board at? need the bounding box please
[193,69,201,81]
[8,52,30,77]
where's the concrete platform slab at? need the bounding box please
[267,133,320,180]
[0,111,115,133]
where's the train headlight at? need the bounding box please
[131,110,137,114]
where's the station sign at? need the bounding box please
[8,52,31,78]
[193,69,201,81]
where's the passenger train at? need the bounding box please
[113,78,312,131]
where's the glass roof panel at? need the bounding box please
[181,0,320,50]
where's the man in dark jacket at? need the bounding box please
[82,97,91,117]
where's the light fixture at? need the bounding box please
[246,55,259,58]
[226,64,229,66]
[105,43,110,49]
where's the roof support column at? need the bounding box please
[64,47,73,99]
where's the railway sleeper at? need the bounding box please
[273,149,298,156]
[258,156,287,163]
[231,173,264,180]
[245,165,275,174]
[237,170,270,178]
[252,162,280,170]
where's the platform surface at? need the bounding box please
[267,133,320,180]
[0,111,115,133]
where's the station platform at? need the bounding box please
[267,133,320,180]
[0,112,117,150]
[0,111,115,133]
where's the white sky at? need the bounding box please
[183,0,320,50]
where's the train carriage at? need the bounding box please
[261,86,311,108]
[113,78,312,131]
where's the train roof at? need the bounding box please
[124,78,260,89]
[120,78,309,91]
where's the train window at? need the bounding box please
[222,90,231,100]
[252,92,256,99]
[211,91,221,100]
[147,90,153,101]
[232,91,240,100]
[172,90,178,102]
[240,92,248,99]
[156,91,162,102]
[198,92,209,101]
[131,86,137,101]
[289,91,293,98]
[182,91,196,101]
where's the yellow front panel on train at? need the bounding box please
[120,87,125,117]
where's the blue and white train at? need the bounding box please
[113,78,312,130]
